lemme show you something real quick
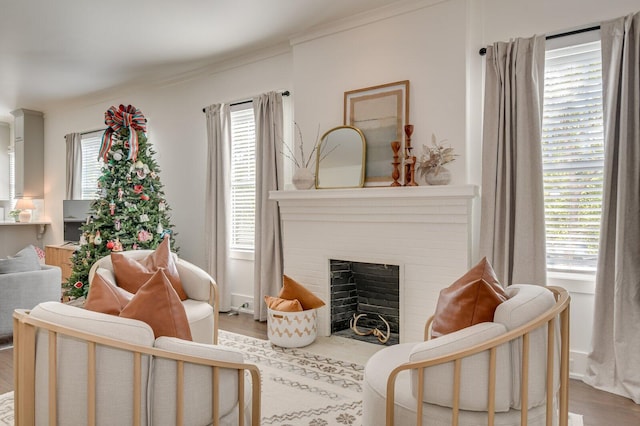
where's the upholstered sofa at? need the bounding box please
[363,285,570,426]
[0,264,61,337]
[13,301,260,426]
[88,250,219,344]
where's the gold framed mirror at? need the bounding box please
[315,126,366,189]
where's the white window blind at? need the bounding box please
[542,40,604,274]
[230,104,256,251]
[81,131,102,200]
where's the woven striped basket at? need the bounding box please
[267,308,317,348]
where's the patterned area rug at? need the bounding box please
[219,330,365,425]
[0,331,585,426]
[0,392,12,426]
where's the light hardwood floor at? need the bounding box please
[1,314,639,425]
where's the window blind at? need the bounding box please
[542,40,604,273]
[230,105,256,251]
[81,131,103,200]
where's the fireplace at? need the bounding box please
[270,185,478,342]
[330,260,400,345]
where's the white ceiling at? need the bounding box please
[0,0,406,121]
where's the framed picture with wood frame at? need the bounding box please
[344,80,410,186]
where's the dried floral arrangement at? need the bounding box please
[281,122,338,170]
[281,122,321,170]
[417,133,457,177]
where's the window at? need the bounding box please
[542,37,604,274]
[230,104,256,252]
[80,131,103,200]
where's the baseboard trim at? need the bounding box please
[570,349,589,380]
[230,293,254,314]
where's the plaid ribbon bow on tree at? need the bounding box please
[99,104,147,161]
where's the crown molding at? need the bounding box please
[290,0,450,46]
[44,41,293,113]
[155,41,293,87]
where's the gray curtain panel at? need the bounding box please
[479,35,548,286]
[65,132,82,199]
[253,92,284,321]
[205,104,232,312]
[584,12,640,404]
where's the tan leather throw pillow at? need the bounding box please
[264,296,304,312]
[84,272,133,315]
[111,236,188,300]
[430,257,507,338]
[278,275,325,310]
[119,269,193,341]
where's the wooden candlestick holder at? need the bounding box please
[407,156,418,186]
[391,141,401,187]
[404,124,414,185]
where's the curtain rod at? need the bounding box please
[201,90,290,113]
[62,128,105,139]
[478,25,601,56]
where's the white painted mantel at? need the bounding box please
[270,185,478,343]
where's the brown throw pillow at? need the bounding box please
[278,275,325,310]
[430,257,507,338]
[120,269,192,341]
[264,296,304,312]
[111,236,188,300]
[85,273,133,315]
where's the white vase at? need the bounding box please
[425,166,451,185]
[292,167,315,190]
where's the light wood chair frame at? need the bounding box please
[385,286,570,426]
[13,308,260,426]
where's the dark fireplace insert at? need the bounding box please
[330,259,399,345]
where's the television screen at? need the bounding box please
[63,200,92,221]
[63,200,92,243]
[63,220,84,243]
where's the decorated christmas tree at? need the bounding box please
[65,104,177,298]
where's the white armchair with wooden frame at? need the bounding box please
[89,250,220,345]
[363,285,570,426]
[13,302,260,426]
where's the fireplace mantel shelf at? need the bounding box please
[270,184,478,201]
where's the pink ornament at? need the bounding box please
[137,229,152,242]
[140,193,149,201]
[106,241,115,250]
[118,188,124,200]
[109,201,116,215]
[134,184,143,194]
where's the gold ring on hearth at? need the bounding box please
[349,313,391,344]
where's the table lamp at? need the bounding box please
[15,199,35,223]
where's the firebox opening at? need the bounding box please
[330,259,400,345]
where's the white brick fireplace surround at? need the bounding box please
[270,185,478,343]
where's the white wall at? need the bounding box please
[293,0,469,186]
[482,0,639,43]
[31,0,637,376]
